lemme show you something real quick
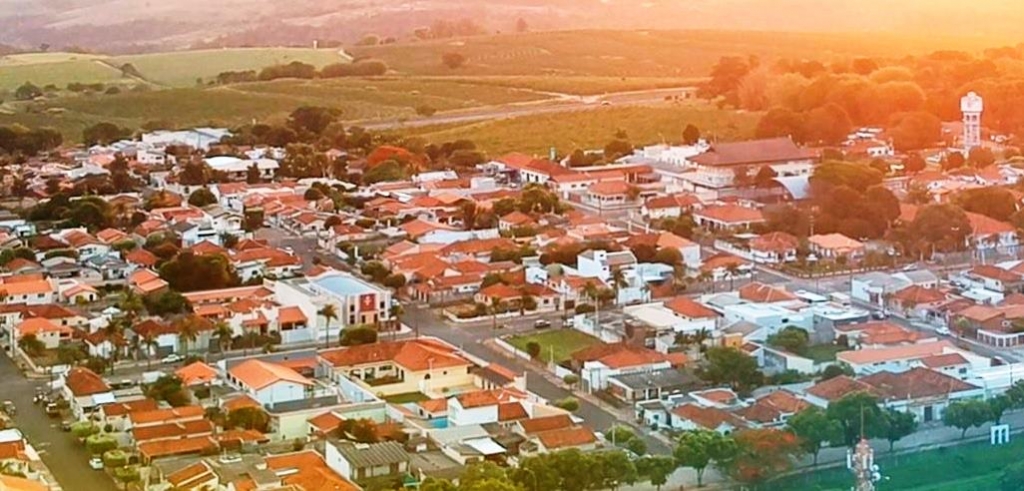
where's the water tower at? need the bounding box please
[961,91,984,151]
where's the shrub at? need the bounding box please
[103,449,129,468]
[525,341,541,359]
[86,434,118,455]
[555,397,580,412]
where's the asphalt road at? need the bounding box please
[402,304,673,455]
[357,86,698,131]
[0,354,117,491]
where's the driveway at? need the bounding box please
[0,354,117,491]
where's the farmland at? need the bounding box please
[0,77,554,141]
[0,48,347,91]
[349,29,990,78]
[391,103,760,155]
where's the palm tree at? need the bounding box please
[691,328,711,360]
[319,304,338,349]
[610,268,627,304]
[141,331,158,369]
[214,322,233,354]
[490,297,504,330]
[389,304,404,340]
[119,290,144,325]
[726,263,741,290]
[102,318,126,374]
[697,270,714,293]
[177,316,200,359]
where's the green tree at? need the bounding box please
[943,399,992,438]
[227,407,270,432]
[159,251,240,292]
[826,392,884,446]
[766,326,809,354]
[909,203,972,255]
[880,408,917,452]
[14,82,42,101]
[17,334,45,357]
[787,406,841,465]
[682,124,701,145]
[698,347,764,396]
[319,304,338,349]
[674,429,735,487]
[339,325,378,346]
[82,122,131,146]
[187,187,217,207]
[990,395,1012,424]
[636,455,677,491]
[555,397,579,412]
[288,106,337,137]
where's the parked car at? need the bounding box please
[161,354,184,364]
[936,327,952,336]
[3,401,15,416]
[45,403,60,418]
[88,457,104,470]
[534,319,551,330]
[60,420,72,432]
[871,311,888,320]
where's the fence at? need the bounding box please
[493,338,532,361]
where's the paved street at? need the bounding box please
[0,354,117,491]
[402,304,673,455]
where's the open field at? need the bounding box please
[0,48,347,91]
[112,48,349,87]
[507,330,601,364]
[349,29,993,78]
[0,59,126,92]
[393,103,760,155]
[767,438,1022,491]
[438,76,704,96]
[0,77,554,141]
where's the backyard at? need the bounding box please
[506,330,601,364]
[767,438,1024,491]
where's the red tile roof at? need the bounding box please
[65,367,110,396]
[664,296,718,319]
[535,426,597,450]
[320,339,470,372]
[690,137,814,167]
[806,375,877,402]
[860,367,979,399]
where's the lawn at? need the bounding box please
[394,102,760,155]
[767,438,1024,491]
[802,344,848,363]
[507,330,601,364]
[382,392,430,404]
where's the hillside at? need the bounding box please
[0,48,347,91]
[0,0,1022,53]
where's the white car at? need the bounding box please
[936,327,952,336]
[161,354,184,364]
[88,457,104,470]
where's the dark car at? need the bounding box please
[534,319,552,329]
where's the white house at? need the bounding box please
[227,359,313,408]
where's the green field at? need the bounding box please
[0,76,555,141]
[439,76,703,96]
[112,48,348,86]
[0,48,347,92]
[0,59,125,92]
[393,103,760,155]
[507,330,602,364]
[349,29,983,78]
[767,438,1023,491]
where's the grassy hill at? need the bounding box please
[349,29,994,78]
[0,47,347,92]
[111,48,348,87]
[0,77,553,140]
[390,103,760,155]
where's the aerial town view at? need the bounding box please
[1,1,1024,490]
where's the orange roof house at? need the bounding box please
[176,361,218,386]
[228,359,312,392]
